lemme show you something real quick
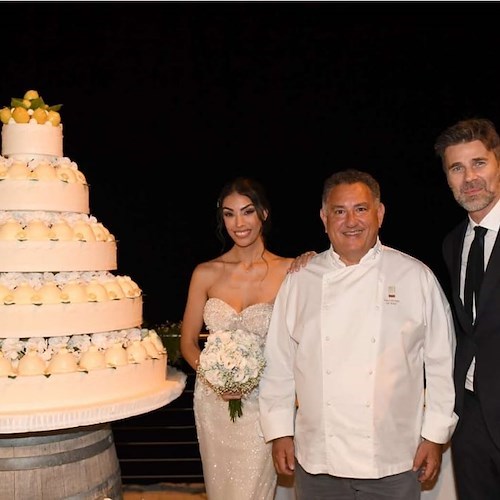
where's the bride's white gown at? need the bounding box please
[194,298,279,500]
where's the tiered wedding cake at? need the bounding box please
[0,90,185,433]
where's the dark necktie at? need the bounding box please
[464,225,488,322]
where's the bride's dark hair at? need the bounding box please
[215,177,272,250]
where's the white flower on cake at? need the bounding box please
[1,337,25,361]
[0,271,140,305]
[67,334,92,353]
[26,337,51,361]
[197,329,266,422]
[47,336,71,353]
[125,328,143,344]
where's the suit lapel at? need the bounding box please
[476,229,500,322]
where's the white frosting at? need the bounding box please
[0,210,118,271]
[0,366,187,434]
[0,241,117,271]
[2,122,63,159]
[0,356,167,412]
[0,180,89,212]
[0,156,89,212]
[0,297,142,337]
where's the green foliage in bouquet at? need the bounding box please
[154,321,183,367]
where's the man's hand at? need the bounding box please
[272,436,295,475]
[288,251,316,273]
[412,439,443,483]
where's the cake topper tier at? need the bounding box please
[1,90,63,160]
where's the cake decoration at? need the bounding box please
[0,89,62,126]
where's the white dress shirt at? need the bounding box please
[259,239,458,479]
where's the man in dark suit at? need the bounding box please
[435,118,500,500]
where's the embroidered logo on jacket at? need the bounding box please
[385,286,399,305]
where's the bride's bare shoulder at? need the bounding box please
[193,254,230,275]
[266,253,294,271]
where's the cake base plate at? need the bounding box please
[0,366,187,434]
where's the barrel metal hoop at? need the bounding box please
[0,432,114,470]
[0,430,92,447]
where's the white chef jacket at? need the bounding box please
[259,239,458,479]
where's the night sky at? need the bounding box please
[3,3,499,324]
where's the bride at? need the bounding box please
[181,177,309,500]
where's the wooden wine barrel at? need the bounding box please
[0,424,122,499]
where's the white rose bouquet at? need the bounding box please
[197,329,266,422]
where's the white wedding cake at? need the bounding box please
[0,91,184,433]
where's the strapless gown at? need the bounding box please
[194,297,277,500]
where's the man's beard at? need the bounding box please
[454,186,495,213]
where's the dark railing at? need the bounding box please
[112,333,207,485]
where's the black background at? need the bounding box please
[3,3,499,324]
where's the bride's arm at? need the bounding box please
[180,264,209,370]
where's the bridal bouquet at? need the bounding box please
[197,329,266,422]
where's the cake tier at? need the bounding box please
[0,180,89,212]
[2,122,63,159]
[0,240,117,272]
[0,364,187,433]
[0,297,142,337]
[0,212,116,271]
[0,356,168,411]
[0,156,89,212]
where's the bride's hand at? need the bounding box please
[222,391,242,401]
[288,251,316,273]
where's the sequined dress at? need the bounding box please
[194,297,277,500]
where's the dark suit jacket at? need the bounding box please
[443,219,500,447]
